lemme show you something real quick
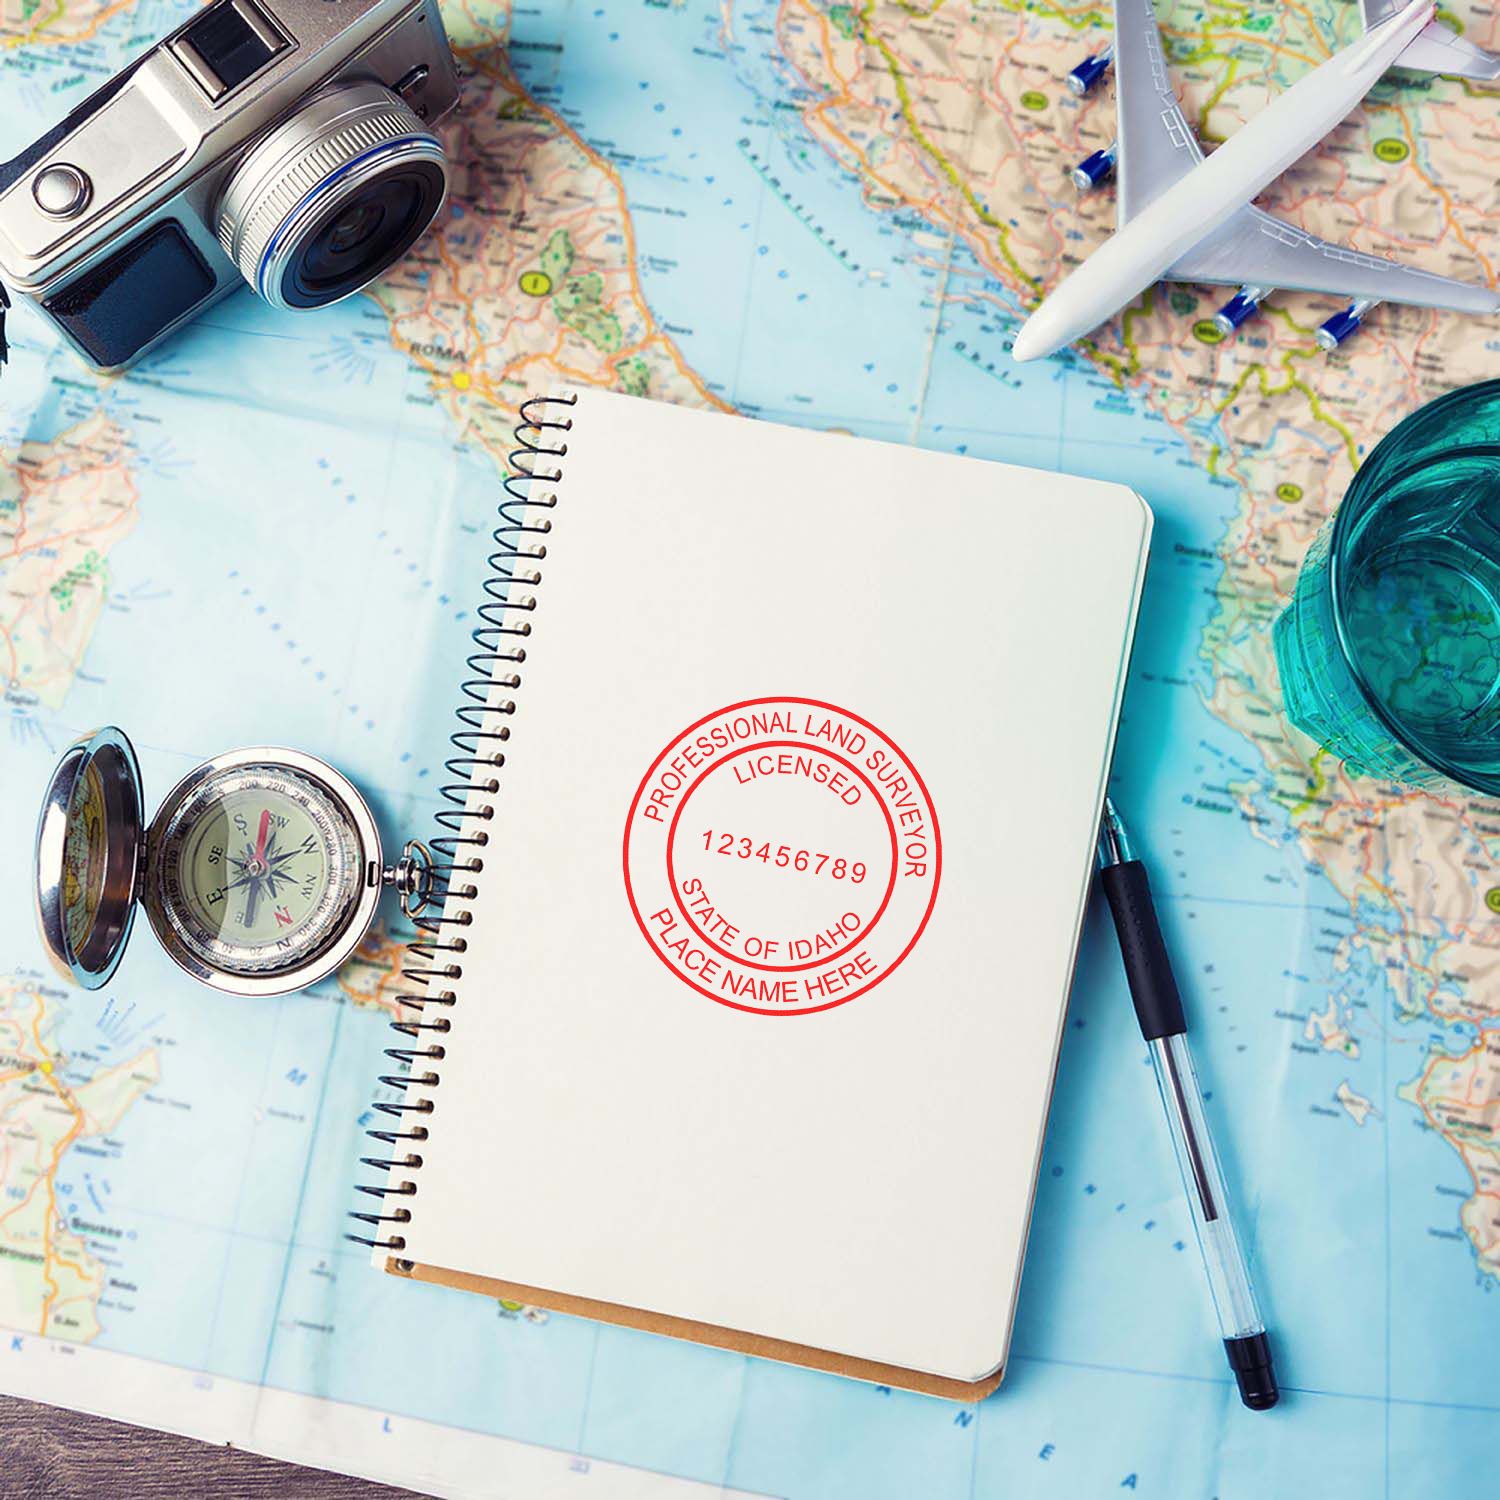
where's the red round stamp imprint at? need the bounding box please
[623,698,941,1015]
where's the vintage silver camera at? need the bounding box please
[0,0,461,372]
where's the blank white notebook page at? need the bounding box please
[398,389,1151,1383]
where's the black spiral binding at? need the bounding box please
[347,391,577,1263]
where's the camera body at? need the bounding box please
[0,0,461,373]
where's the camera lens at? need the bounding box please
[288,171,436,306]
[217,81,449,312]
[327,201,384,256]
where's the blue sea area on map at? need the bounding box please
[2,0,1497,1492]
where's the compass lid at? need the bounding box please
[35,726,145,990]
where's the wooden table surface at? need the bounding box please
[0,1395,425,1498]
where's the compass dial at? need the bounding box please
[149,761,369,983]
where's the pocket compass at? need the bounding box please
[35,727,434,996]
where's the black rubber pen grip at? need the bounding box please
[1100,860,1186,1041]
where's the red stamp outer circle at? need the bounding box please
[623,697,942,1016]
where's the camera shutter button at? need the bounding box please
[33,165,92,219]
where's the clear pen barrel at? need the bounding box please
[1148,1032,1264,1339]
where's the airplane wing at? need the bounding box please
[1167,204,1500,312]
[1112,0,1202,225]
[1362,0,1500,76]
[1361,0,1500,78]
[1394,20,1500,78]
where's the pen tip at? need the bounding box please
[1097,797,1134,867]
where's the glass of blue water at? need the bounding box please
[1274,380,1500,796]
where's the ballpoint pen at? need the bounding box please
[1097,797,1280,1412]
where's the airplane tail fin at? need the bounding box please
[1361,0,1500,78]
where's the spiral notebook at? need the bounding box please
[354,389,1152,1400]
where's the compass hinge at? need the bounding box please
[381,840,436,918]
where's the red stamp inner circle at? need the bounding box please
[664,742,899,973]
[624,697,941,1016]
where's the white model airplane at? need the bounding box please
[1011,0,1500,362]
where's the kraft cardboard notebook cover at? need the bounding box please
[358,388,1152,1401]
